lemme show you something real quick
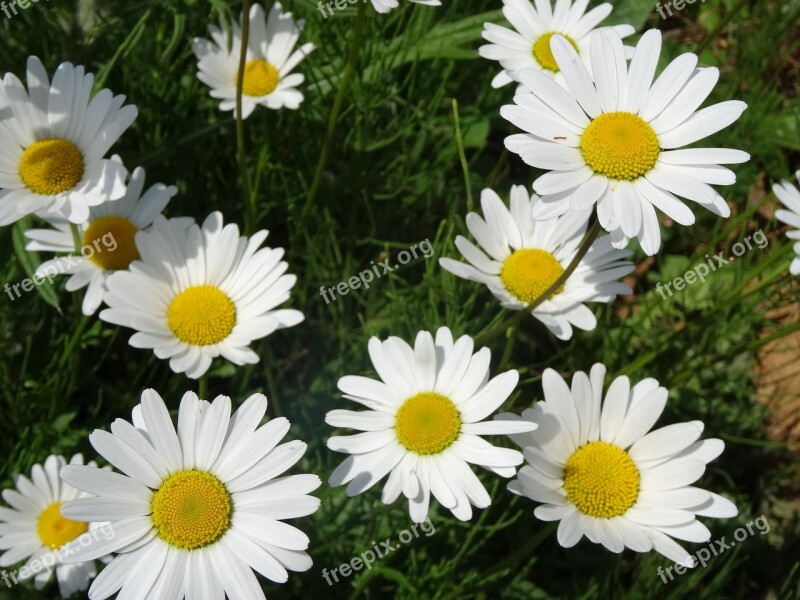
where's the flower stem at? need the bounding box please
[298,2,366,225]
[236,0,255,235]
[69,223,82,254]
[474,218,602,347]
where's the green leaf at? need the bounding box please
[11,219,62,314]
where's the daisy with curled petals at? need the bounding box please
[25,166,186,316]
[0,454,101,597]
[773,170,800,275]
[369,0,440,15]
[60,389,321,600]
[99,211,304,379]
[439,186,633,340]
[501,29,749,255]
[192,2,315,119]
[0,56,136,225]
[498,364,737,567]
[326,326,537,523]
[479,0,634,89]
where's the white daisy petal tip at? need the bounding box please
[508,363,737,565]
[773,171,800,276]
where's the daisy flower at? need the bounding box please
[60,389,320,599]
[0,56,136,225]
[501,29,750,255]
[192,2,315,119]
[500,364,737,567]
[369,0,440,15]
[439,186,633,340]
[326,326,537,523]
[99,211,304,379]
[479,0,635,89]
[0,454,101,597]
[25,166,185,316]
[773,170,800,275]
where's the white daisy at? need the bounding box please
[479,0,635,88]
[0,56,137,225]
[0,454,101,597]
[439,186,633,340]
[99,211,304,379]
[192,2,315,119]
[326,326,537,523]
[369,0,440,14]
[501,29,750,255]
[24,166,185,316]
[60,389,321,600]
[773,170,800,275]
[500,364,738,567]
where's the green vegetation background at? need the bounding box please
[0,0,798,598]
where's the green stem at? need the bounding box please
[299,2,366,225]
[694,0,748,55]
[451,98,474,213]
[69,223,82,254]
[236,0,255,235]
[496,326,516,372]
[198,374,208,399]
[474,219,603,347]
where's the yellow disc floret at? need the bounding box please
[151,470,232,550]
[563,441,640,518]
[37,502,89,549]
[19,139,84,196]
[532,32,578,73]
[241,60,280,97]
[500,249,565,304]
[82,215,140,271]
[581,112,660,181]
[395,392,461,455]
[167,285,237,346]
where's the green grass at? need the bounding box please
[1,0,799,598]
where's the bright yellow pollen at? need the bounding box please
[500,249,565,304]
[532,32,578,73]
[167,285,236,346]
[395,392,461,455]
[563,441,640,518]
[151,470,232,550]
[581,112,660,181]
[241,60,280,97]
[19,139,84,195]
[36,502,88,549]
[81,215,140,271]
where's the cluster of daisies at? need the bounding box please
[0,0,795,598]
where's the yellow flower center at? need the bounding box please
[581,112,660,181]
[500,249,565,304]
[241,60,279,97]
[151,470,232,550]
[19,139,85,196]
[36,502,89,550]
[563,441,640,519]
[81,215,140,271]
[167,285,236,346]
[532,32,578,73]
[395,392,461,455]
